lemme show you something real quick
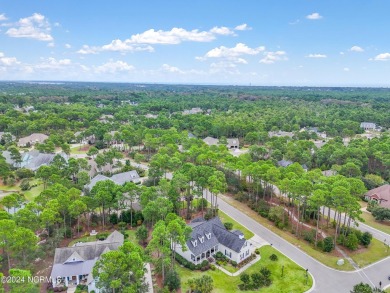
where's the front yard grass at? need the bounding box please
[350,238,390,267]
[23,180,44,201]
[220,194,355,271]
[218,210,254,240]
[178,245,313,293]
[68,229,137,247]
[359,210,390,235]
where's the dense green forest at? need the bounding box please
[0,81,389,292]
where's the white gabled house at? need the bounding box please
[174,217,254,265]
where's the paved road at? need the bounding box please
[215,193,390,293]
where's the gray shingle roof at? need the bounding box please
[50,230,124,280]
[277,160,293,167]
[85,171,140,191]
[186,217,246,256]
[111,170,140,185]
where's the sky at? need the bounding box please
[0,0,390,86]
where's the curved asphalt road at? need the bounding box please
[216,194,390,293]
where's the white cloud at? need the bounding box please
[96,60,135,73]
[234,23,252,31]
[306,12,323,20]
[340,52,345,55]
[210,26,235,35]
[161,64,184,74]
[0,52,20,66]
[101,39,154,53]
[77,45,98,54]
[306,54,327,58]
[6,13,53,41]
[65,43,71,49]
[0,13,7,21]
[47,42,55,47]
[260,51,287,64]
[350,46,364,52]
[78,25,237,54]
[371,53,390,61]
[205,43,265,58]
[343,67,350,72]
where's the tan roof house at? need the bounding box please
[17,133,49,147]
[365,184,390,209]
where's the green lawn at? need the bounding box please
[70,145,89,154]
[23,181,44,201]
[218,211,254,240]
[220,194,355,271]
[384,287,390,293]
[350,238,390,267]
[360,211,390,235]
[68,229,137,247]
[178,245,313,293]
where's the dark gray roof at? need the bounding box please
[186,217,246,256]
[231,230,244,236]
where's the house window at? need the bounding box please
[246,250,249,256]
[191,254,195,261]
[206,233,211,239]
[191,239,198,247]
[199,236,205,243]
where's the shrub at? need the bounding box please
[118,221,127,231]
[224,222,233,230]
[360,232,372,247]
[164,270,181,291]
[96,232,109,241]
[303,229,316,244]
[109,213,118,225]
[323,237,334,252]
[345,233,359,251]
[255,248,260,255]
[20,179,31,191]
[231,261,237,267]
[269,254,278,261]
[210,264,216,270]
[316,240,324,250]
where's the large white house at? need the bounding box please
[50,231,124,292]
[174,217,254,265]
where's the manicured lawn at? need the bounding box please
[220,194,355,271]
[70,145,90,154]
[350,238,390,267]
[68,229,137,247]
[384,287,390,293]
[360,211,390,235]
[23,181,44,201]
[68,234,97,246]
[178,245,313,293]
[218,211,254,240]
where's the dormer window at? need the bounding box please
[191,239,198,247]
[206,233,211,240]
[198,236,205,243]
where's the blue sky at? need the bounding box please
[1,0,390,86]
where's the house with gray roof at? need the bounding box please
[17,133,48,147]
[360,122,377,131]
[277,159,293,168]
[227,138,239,149]
[19,150,68,171]
[50,230,124,292]
[174,217,254,265]
[85,170,140,192]
[203,137,219,146]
